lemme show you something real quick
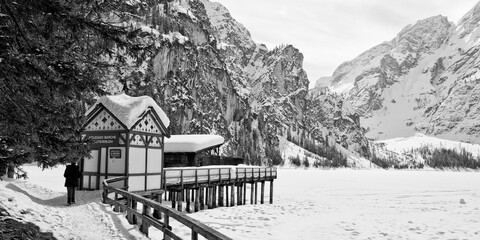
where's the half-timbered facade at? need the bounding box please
[80,93,169,192]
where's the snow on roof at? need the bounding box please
[86,93,170,129]
[164,134,224,153]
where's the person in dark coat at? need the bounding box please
[64,162,80,205]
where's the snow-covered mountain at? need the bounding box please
[319,2,480,144]
[101,0,370,164]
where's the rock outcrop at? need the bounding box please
[104,0,370,164]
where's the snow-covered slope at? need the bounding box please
[321,2,480,143]
[376,133,480,158]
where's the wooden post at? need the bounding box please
[126,197,135,224]
[140,204,150,236]
[194,188,200,212]
[171,191,176,209]
[230,185,235,207]
[225,185,229,207]
[102,187,108,204]
[260,181,265,204]
[212,185,217,208]
[254,182,258,204]
[269,180,274,204]
[250,183,254,204]
[177,190,183,212]
[192,229,199,240]
[113,192,120,212]
[200,187,205,210]
[218,185,224,207]
[185,189,191,213]
[191,189,195,204]
[237,185,242,205]
[243,182,247,205]
[205,187,209,209]
[131,199,138,224]
[153,193,162,219]
[164,215,171,240]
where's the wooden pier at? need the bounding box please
[163,166,277,212]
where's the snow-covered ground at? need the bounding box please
[2,165,480,239]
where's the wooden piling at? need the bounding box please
[243,182,247,205]
[254,182,258,204]
[269,180,274,204]
[212,185,217,208]
[225,185,229,207]
[237,185,242,205]
[171,191,176,209]
[230,185,235,207]
[260,181,265,204]
[185,189,191,213]
[250,183,254,204]
[194,188,200,212]
[206,187,212,209]
[178,190,184,211]
[200,187,205,210]
[191,189,195,204]
[218,185,224,207]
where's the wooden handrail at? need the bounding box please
[163,166,277,187]
[102,177,232,240]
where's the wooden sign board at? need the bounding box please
[84,133,120,147]
[110,148,122,159]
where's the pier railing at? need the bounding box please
[163,166,277,187]
[102,177,232,240]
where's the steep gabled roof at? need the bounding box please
[85,93,170,130]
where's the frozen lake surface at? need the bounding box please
[2,166,480,239]
[188,168,480,239]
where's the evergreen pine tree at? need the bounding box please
[0,0,155,173]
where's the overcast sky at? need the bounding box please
[214,0,479,88]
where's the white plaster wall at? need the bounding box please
[147,149,162,173]
[147,175,161,190]
[128,148,146,174]
[129,176,145,192]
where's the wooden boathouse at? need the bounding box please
[80,93,170,191]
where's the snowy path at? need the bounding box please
[0,165,149,240]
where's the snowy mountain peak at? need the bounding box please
[325,1,480,143]
[200,0,255,49]
[394,15,452,51]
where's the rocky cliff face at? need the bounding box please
[324,2,480,143]
[104,0,370,164]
